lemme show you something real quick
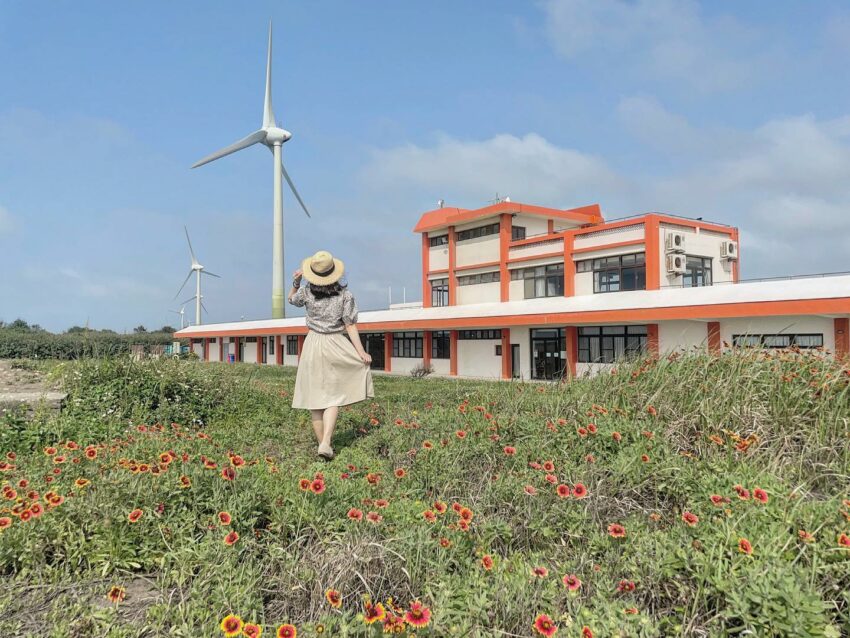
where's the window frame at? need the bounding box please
[682,255,713,288]
[510,263,564,298]
[585,252,646,294]
[511,226,526,241]
[731,334,823,349]
[457,271,500,286]
[392,331,424,358]
[429,234,449,247]
[456,222,500,243]
[286,336,298,356]
[430,278,449,307]
[431,330,451,359]
[458,329,502,340]
[577,325,648,363]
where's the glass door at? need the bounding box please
[531,329,565,380]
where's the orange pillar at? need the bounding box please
[257,338,263,364]
[647,324,659,357]
[835,318,849,360]
[422,233,431,308]
[423,331,432,370]
[219,339,223,362]
[501,329,511,379]
[296,334,306,363]
[730,228,740,282]
[499,213,511,302]
[384,333,393,373]
[547,219,554,234]
[447,225,457,306]
[234,337,241,363]
[563,233,575,297]
[707,322,721,355]
[565,326,578,378]
[203,338,210,361]
[645,215,661,290]
[449,330,458,376]
[275,336,282,365]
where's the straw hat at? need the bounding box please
[301,250,345,286]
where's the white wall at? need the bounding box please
[659,225,735,288]
[508,238,563,261]
[456,236,500,267]
[575,272,594,296]
[719,316,835,351]
[574,224,644,250]
[575,362,614,377]
[513,214,549,237]
[510,327,531,380]
[659,321,710,353]
[430,358,451,376]
[429,241,449,271]
[509,279,525,302]
[391,357,424,375]
[209,341,220,362]
[192,342,204,358]
[283,352,299,367]
[243,341,257,363]
[457,281,501,305]
[457,339,502,377]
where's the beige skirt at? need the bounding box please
[292,331,375,410]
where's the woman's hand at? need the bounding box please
[360,352,372,365]
[292,268,303,283]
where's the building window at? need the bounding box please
[732,334,823,349]
[286,336,298,355]
[510,264,563,298]
[683,256,713,287]
[429,234,448,247]
[432,330,450,359]
[578,325,648,363]
[268,337,275,355]
[392,331,423,358]
[511,226,526,241]
[244,337,258,343]
[430,278,449,307]
[457,271,500,286]
[456,223,500,242]
[458,329,502,340]
[583,253,646,293]
[208,338,216,344]
[191,338,203,344]
[495,344,502,356]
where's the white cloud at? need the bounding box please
[362,132,629,208]
[542,0,768,92]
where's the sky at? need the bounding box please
[1,1,849,332]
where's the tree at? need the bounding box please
[8,319,31,331]
[133,325,147,334]
[66,325,87,334]
[159,325,177,334]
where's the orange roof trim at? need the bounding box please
[413,202,604,234]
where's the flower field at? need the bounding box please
[1,353,848,637]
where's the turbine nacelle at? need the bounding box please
[264,127,292,145]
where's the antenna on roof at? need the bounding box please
[437,199,445,208]
[489,193,510,205]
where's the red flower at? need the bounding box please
[640,454,650,463]
[366,511,382,524]
[298,478,311,491]
[556,484,571,498]
[612,431,622,442]
[608,523,626,538]
[220,614,243,637]
[276,624,297,638]
[363,602,386,624]
[838,533,850,548]
[753,488,769,504]
[347,508,363,521]
[394,468,406,479]
[0,517,11,530]
[242,623,262,638]
[524,485,537,496]
[325,588,342,608]
[128,509,143,523]
[798,530,815,543]
[218,511,232,526]
[710,494,724,506]
[582,627,594,638]
[433,501,447,514]
[572,483,588,499]
[459,507,474,521]
[503,446,516,455]
[734,485,750,500]
[224,531,240,546]
[563,574,581,591]
[106,585,126,604]
[423,510,437,523]
[310,479,326,494]
[404,601,431,628]
[738,538,753,555]
[481,555,494,570]
[439,537,452,548]
[532,613,558,636]
[221,467,236,481]
[681,511,699,526]
[455,430,467,439]
[617,579,636,592]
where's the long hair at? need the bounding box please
[309,280,347,299]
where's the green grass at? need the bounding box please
[1,352,848,637]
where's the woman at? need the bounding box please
[288,250,374,460]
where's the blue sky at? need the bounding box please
[1,1,849,332]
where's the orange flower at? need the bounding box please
[0,516,11,529]
[128,509,143,523]
[556,484,570,499]
[608,523,626,538]
[394,468,406,479]
[220,615,243,637]
[404,601,431,628]
[572,483,588,499]
[563,573,581,591]
[459,507,474,522]
[221,467,236,481]
[798,530,815,543]
[839,533,850,548]
[310,479,326,494]
[325,588,342,608]
[179,475,191,488]
[363,602,386,624]
[532,566,549,578]
[74,478,90,488]
[753,488,769,504]
[218,511,232,526]
[503,446,516,455]
[532,613,558,636]
[582,627,594,638]
[276,624,297,638]
[738,538,753,555]
[243,623,262,638]
[433,501,447,514]
[298,478,311,491]
[106,586,126,603]
[224,531,240,546]
[423,510,437,523]
[481,555,494,570]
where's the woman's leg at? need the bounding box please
[310,410,325,443]
[320,406,339,449]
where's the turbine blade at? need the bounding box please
[201,301,209,314]
[202,270,221,278]
[180,295,196,306]
[184,226,198,265]
[281,161,312,218]
[174,270,193,299]
[191,130,267,168]
[263,21,276,128]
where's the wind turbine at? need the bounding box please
[169,305,187,330]
[191,21,311,320]
[175,226,219,326]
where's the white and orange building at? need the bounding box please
[176,202,850,379]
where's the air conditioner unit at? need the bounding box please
[721,240,738,260]
[666,254,687,274]
[665,231,686,253]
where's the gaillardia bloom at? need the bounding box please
[220,614,243,637]
[681,511,699,526]
[608,523,626,538]
[106,586,126,603]
[363,601,386,624]
[224,531,240,546]
[128,509,143,523]
[563,574,581,591]
[532,613,558,636]
[276,624,297,638]
[738,538,753,555]
[481,555,494,570]
[218,511,232,526]
[242,623,262,638]
[404,601,431,628]
[325,588,342,608]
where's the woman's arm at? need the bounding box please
[287,269,303,304]
[345,323,372,365]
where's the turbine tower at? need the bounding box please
[175,226,219,326]
[191,21,311,319]
[169,305,187,330]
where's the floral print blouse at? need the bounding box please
[289,285,359,334]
